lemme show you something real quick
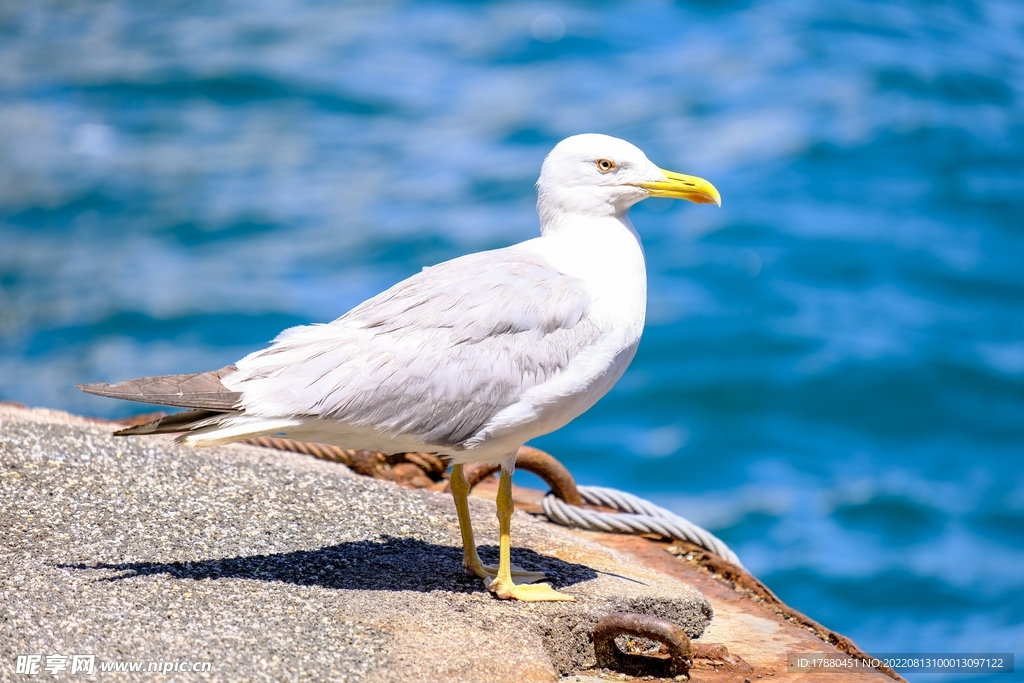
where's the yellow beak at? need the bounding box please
[638,169,722,207]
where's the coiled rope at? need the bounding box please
[542,485,742,567]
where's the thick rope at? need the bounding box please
[542,485,742,567]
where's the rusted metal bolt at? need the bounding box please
[592,612,693,678]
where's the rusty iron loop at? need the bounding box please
[462,446,583,506]
[592,612,693,678]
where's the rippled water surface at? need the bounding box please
[2,0,1023,671]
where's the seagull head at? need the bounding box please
[536,133,720,233]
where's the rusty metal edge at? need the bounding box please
[663,541,905,683]
[589,535,904,683]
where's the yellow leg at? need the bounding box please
[488,466,575,602]
[450,464,549,584]
[450,464,488,578]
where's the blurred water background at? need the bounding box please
[2,0,1022,673]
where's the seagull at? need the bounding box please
[79,133,720,602]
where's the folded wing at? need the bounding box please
[227,246,603,448]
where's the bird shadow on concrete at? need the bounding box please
[57,536,598,594]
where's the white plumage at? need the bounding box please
[80,133,720,601]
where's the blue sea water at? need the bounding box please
[1,0,1022,675]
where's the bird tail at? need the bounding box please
[79,364,302,447]
[77,365,242,411]
[115,409,301,449]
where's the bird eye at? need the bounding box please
[596,158,616,173]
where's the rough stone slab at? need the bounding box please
[0,405,711,682]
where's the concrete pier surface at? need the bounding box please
[1,404,896,682]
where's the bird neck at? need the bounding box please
[538,198,637,236]
[537,183,633,237]
[533,212,647,355]
[538,209,642,248]
[535,213,646,295]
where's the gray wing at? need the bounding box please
[227,246,604,448]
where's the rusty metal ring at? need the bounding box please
[462,446,583,506]
[592,612,693,678]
